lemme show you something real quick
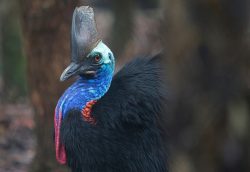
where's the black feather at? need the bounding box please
[61,54,168,172]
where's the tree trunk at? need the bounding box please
[20,1,78,171]
[110,0,135,57]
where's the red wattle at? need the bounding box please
[54,110,67,164]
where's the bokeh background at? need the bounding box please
[0,0,249,172]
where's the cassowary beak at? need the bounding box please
[60,6,100,82]
[60,62,81,81]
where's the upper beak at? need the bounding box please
[60,62,81,81]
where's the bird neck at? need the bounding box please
[56,68,113,119]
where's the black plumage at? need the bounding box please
[61,55,168,172]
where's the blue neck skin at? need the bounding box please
[55,64,113,119]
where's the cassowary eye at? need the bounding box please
[94,54,101,63]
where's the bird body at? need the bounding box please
[54,6,167,172]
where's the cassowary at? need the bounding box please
[54,6,167,172]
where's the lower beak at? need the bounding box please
[60,62,81,81]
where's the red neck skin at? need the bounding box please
[54,110,67,164]
[81,100,97,124]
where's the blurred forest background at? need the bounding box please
[0,0,249,172]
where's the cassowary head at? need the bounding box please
[60,6,115,82]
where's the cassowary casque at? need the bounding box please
[54,6,167,172]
